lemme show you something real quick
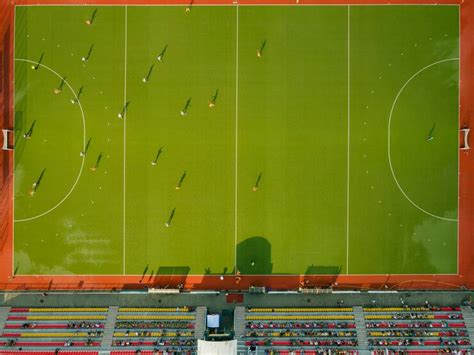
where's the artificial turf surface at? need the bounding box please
[13,5,459,276]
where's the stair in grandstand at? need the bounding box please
[237,339,248,355]
[233,306,246,338]
[0,307,108,350]
[461,306,474,347]
[194,306,207,339]
[101,306,119,349]
[0,307,11,331]
[354,306,369,351]
[234,307,247,354]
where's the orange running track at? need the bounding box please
[0,0,473,292]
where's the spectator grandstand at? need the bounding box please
[0,300,473,354]
[364,306,472,353]
[0,308,106,350]
[0,307,200,354]
[238,307,359,354]
[111,307,197,353]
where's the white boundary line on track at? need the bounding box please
[10,4,463,279]
[387,58,459,223]
[14,4,461,7]
[457,5,461,275]
[12,5,17,276]
[122,5,128,275]
[13,272,460,277]
[13,59,86,223]
[346,5,350,275]
[234,5,239,273]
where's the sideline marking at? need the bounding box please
[457,6,461,274]
[12,5,17,277]
[234,4,239,272]
[346,5,351,275]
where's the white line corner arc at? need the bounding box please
[14,58,86,223]
[387,57,459,222]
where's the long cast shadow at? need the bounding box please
[86,8,98,25]
[32,52,44,70]
[83,44,94,61]
[151,147,163,165]
[157,44,168,61]
[90,153,102,171]
[23,120,36,139]
[72,85,84,104]
[209,89,219,107]
[140,264,149,283]
[176,171,187,190]
[165,208,176,227]
[143,64,155,82]
[237,236,273,275]
[118,101,130,118]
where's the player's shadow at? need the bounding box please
[155,266,190,276]
[203,266,231,276]
[236,236,273,275]
[146,266,190,289]
[304,265,342,285]
[305,265,342,275]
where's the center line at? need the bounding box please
[234,4,239,273]
[122,5,128,275]
[346,5,351,275]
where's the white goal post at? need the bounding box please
[2,129,13,151]
[460,127,470,150]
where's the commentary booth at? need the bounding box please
[198,313,237,354]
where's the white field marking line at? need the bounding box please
[457,6,461,275]
[13,59,86,223]
[234,4,239,273]
[13,272,460,277]
[12,5,17,276]
[346,5,350,275]
[15,4,462,7]
[12,5,461,278]
[387,58,459,223]
[122,5,128,275]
